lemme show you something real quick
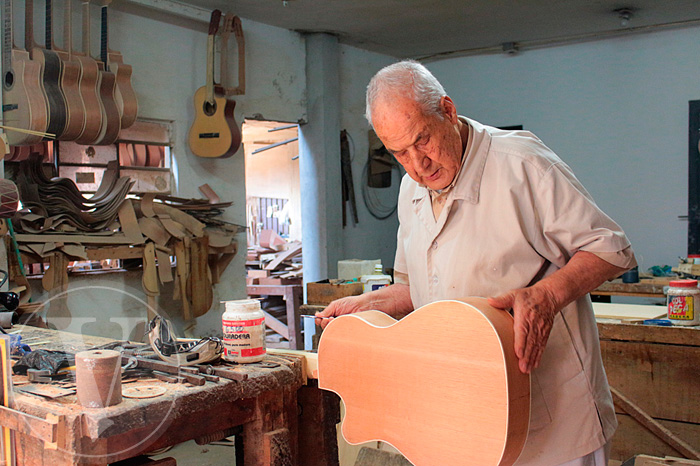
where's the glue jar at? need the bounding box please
[222,299,266,363]
[667,279,700,326]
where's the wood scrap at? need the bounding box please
[265,242,302,271]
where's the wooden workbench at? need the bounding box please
[592,278,670,300]
[599,322,700,461]
[5,326,339,466]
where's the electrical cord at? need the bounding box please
[361,157,402,220]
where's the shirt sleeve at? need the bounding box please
[532,160,636,268]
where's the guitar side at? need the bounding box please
[72,54,104,144]
[94,64,121,145]
[318,297,530,466]
[108,51,138,129]
[2,49,48,145]
[188,86,237,158]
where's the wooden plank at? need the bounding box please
[15,233,136,244]
[593,302,666,321]
[611,387,700,460]
[0,405,58,444]
[263,311,290,340]
[593,279,670,297]
[264,242,301,271]
[611,415,700,462]
[601,339,700,423]
[598,322,700,346]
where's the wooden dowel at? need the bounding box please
[0,125,55,139]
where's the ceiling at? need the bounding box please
[174,0,700,59]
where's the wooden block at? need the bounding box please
[259,229,286,250]
[307,280,364,306]
[259,276,302,286]
[248,269,271,278]
[246,277,259,285]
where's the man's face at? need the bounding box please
[372,95,463,191]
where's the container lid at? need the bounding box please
[222,299,261,312]
[669,279,699,287]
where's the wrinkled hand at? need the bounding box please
[488,286,558,374]
[315,294,366,329]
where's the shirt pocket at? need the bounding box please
[528,371,553,431]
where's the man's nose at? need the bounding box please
[408,148,431,171]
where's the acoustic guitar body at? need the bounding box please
[94,65,121,145]
[188,86,240,158]
[108,53,138,129]
[318,297,530,466]
[33,48,68,139]
[55,52,86,141]
[73,55,104,144]
[2,49,49,145]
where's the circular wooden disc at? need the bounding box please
[122,385,167,399]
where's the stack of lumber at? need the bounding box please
[246,229,302,285]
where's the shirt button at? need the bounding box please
[432,241,438,250]
[433,275,439,285]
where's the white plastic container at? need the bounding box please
[360,264,392,293]
[667,279,700,326]
[221,299,266,363]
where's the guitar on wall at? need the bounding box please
[93,0,121,145]
[102,0,137,129]
[47,0,86,141]
[188,10,240,158]
[26,0,68,140]
[1,0,48,145]
[317,297,531,466]
[73,0,105,144]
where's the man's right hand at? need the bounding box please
[314,294,366,329]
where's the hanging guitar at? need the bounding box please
[317,297,531,466]
[188,10,241,158]
[93,0,121,145]
[26,0,67,139]
[103,0,138,129]
[1,0,49,145]
[47,0,86,141]
[73,0,105,145]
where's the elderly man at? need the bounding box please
[316,60,636,465]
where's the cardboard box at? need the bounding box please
[338,259,381,280]
[307,280,364,306]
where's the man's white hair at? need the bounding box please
[365,60,447,127]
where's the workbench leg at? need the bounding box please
[297,382,341,466]
[283,286,303,350]
[242,387,298,466]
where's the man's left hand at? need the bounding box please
[488,287,558,374]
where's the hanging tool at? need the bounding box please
[340,129,359,227]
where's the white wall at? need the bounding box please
[427,26,700,272]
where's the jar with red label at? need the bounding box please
[667,279,700,326]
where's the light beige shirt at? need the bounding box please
[394,117,636,465]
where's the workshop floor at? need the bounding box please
[149,438,236,465]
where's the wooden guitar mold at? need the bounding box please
[318,297,530,466]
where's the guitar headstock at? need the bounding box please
[208,10,222,36]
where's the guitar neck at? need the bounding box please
[100,4,108,68]
[81,0,90,55]
[64,0,73,57]
[2,0,12,84]
[24,0,35,51]
[205,33,214,103]
[45,0,53,49]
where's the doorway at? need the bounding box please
[241,119,301,246]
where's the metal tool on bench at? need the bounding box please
[148,316,223,366]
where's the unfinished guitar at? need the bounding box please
[188,10,241,158]
[318,297,531,466]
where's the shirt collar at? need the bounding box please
[412,116,492,205]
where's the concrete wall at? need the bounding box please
[426,26,700,273]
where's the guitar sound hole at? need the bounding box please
[3,71,14,89]
[203,100,217,116]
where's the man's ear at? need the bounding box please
[441,96,459,123]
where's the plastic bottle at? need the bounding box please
[667,279,700,326]
[360,264,392,293]
[221,299,266,362]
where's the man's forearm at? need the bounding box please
[361,283,414,318]
[534,250,628,310]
